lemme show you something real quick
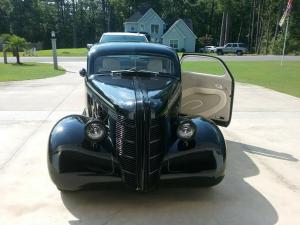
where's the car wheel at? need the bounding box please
[236,50,243,56]
[217,50,223,55]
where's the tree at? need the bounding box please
[0,0,299,54]
[0,33,12,64]
[0,0,11,33]
[4,35,28,64]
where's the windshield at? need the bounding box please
[93,55,176,75]
[100,35,147,43]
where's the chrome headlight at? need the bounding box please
[177,120,196,140]
[85,120,107,141]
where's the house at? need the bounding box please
[124,8,197,52]
[162,19,197,52]
[124,8,166,43]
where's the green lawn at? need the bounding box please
[0,63,65,82]
[228,61,300,97]
[182,60,226,75]
[0,48,88,57]
[183,61,300,98]
[35,48,88,56]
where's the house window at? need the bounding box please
[170,40,179,49]
[131,26,134,31]
[151,24,159,34]
[140,24,144,31]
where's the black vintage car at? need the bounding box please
[48,42,234,192]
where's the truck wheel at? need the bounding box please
[236,50,243,56]
[217,50,223,55]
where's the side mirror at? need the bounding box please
[79,68,87,77]
[87,44,93,50]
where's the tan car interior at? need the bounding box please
[181,56,232,123]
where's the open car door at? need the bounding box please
[180,54,234,127]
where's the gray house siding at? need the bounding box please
[162,19,196,52]
[183,38,196,52]
[124,8,165,43]
[124,9,197,51]
[162,29,184,50]
[124,22,138,32]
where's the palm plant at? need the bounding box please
[4,35,28,64]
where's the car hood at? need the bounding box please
[87,74,181,119]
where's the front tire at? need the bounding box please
[217,50,223,55]
[236,50,243,56]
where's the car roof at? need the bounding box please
[102,32,146,37]
[88,42,178,60]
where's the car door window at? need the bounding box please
[181,57,225,76]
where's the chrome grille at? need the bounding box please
[147,116,164,185]
[115,114,138,188]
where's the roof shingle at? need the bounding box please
[126,6,151,22]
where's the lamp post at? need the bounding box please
[51,31,58,70]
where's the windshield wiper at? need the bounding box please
[108,69,176,79]
[111,68,158,76]
[136,69,159,75]
[111,69,137,75]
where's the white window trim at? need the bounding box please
[151,24,159,34]
[140,23,145,31]
[170,39,179,49]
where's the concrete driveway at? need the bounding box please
[0,62,300,225]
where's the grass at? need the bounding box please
[1,50,299,97]
[0,63,65,82]
[35,48,88,56]
[0,48,88,57]
[182,60,225,75]
[227,61,300,97]
[183,60,300,98]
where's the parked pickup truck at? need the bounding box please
[216,43,248,56]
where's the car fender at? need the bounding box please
[48,115,114,173]
[163,116,226,178]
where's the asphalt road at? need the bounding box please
[0,62,300,225]
[1,55,300,63]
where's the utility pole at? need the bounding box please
[51,31,58,70]
[279,0,293,66]
[72,0,77,48]
[224,12,229,45]
[219,12,225,46]
[281,17,289,66]
[107,4,111,32]
[208,0,215,35]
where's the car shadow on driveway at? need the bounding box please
[61,140,280,225]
